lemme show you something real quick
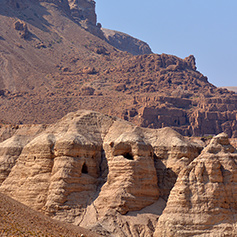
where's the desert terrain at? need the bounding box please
[0,0,236,236]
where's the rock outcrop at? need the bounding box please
[13,20,30,39]
[0,110,202,236]
[155,133,237,236]
[102,28,153,55]
[0,124,46,184]
[68,0,104,39]
[1,0,236,139]
[0,111,236,236]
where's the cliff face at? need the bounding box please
[0,0,236,138]
[102,28,153,55]
[0,110,236,236]
[68,0,105,39]
[155,133,237,236]
[6,0,151,53]
[0,110,202,236]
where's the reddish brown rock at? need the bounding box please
[13,20,30,39]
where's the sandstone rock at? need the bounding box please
[0,124,46,184]
[13,20,30,39]
[68,0,104,39]
[154,133,237,236]
[80,86,95,95]
[102,28,153,55]
[68,0,97,26]
[82,67,97,74]
[0,110,202,236]
[94,120,159,215]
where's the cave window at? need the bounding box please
[81,163,88,174]
[123,152,134,160]
[16,3,20,8]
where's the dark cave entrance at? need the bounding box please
[81,163,88,174]
[123,152,134,160]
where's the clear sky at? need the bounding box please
[96,0,237,87]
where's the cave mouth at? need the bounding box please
[123,152,134,160]
[82,163,88,174]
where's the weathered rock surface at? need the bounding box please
[155,133,237,236]
[0,124,46,184]
[68,0,104,39]
[0,111,236,236]
[0,110,202,236]
[0,192,99,237]
[102,28,153,55]
[222,87,237,94]
[0,1,236,138]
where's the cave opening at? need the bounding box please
[82,163,88,174]
[123,152,134,160]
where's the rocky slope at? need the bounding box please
[102,28,153,55]
[0,0,236,138]
[0,110,236,236]
[0,192,99,236]
[222,87,237,93]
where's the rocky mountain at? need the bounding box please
[0,0,236,138]
[222,87,237,94]
[102,28,153,55]
[0,110,236,236]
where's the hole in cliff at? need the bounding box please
[123,152,134,160]
[16,3,20,8]
[82,163,88,174]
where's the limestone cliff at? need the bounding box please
[0,110,202,236]
[102,28,153,55]
[155,133,237,236]
[0,111,236,236]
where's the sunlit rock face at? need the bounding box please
[154,133,237,237]
[0,110,204,236]
[95,121,159,215]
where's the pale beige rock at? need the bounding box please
[94,120,159,215]
[0,110,202,236]
[154,133,237,236]
[0,124,46,184]
[102,28,153,55]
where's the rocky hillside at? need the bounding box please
[222,87,237,93]
[102,28,152,55]
[0,0,236,139]
[0,110,236,236]
[0,192,99,236]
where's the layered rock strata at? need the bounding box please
[0,110,202,236]
[155,133,237,236]
[102,28,153,55]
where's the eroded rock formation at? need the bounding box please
[155,133,237,236]
[0,111,236,236]
[102,28,153,55]
[0,110,202,236]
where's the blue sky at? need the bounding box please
[96,0,237,87]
